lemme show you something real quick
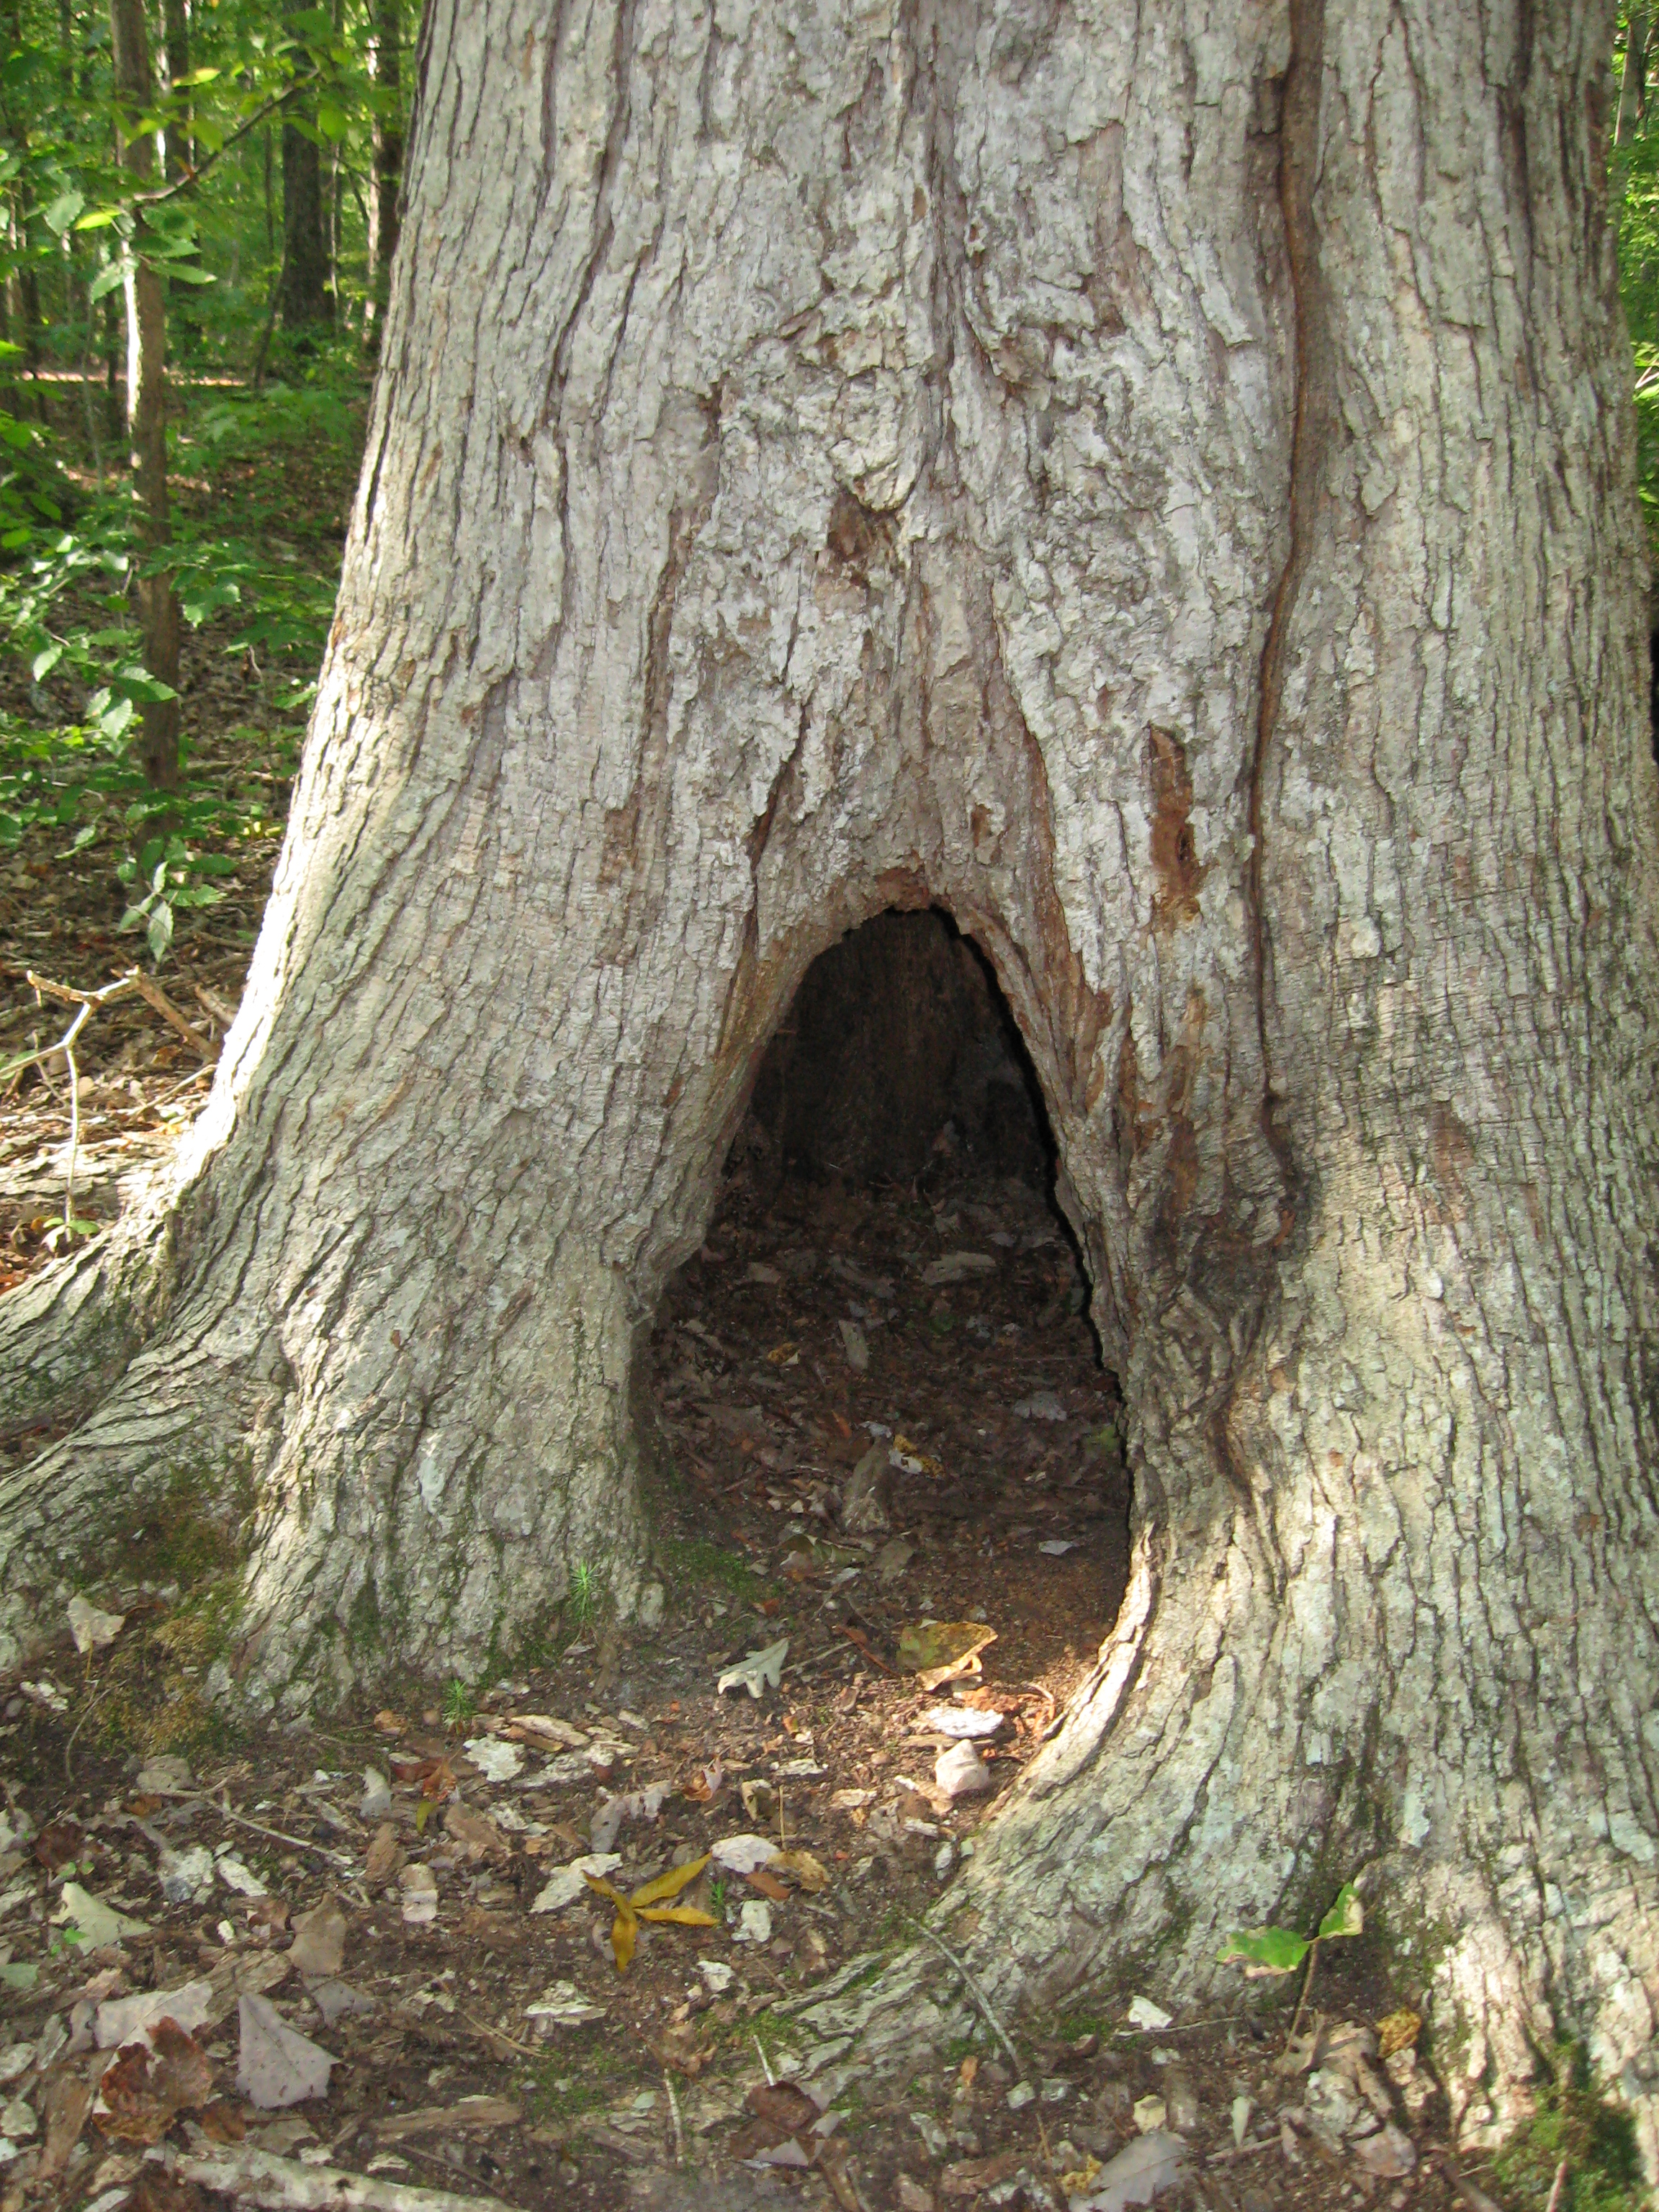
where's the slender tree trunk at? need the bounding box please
[2,0,1656,2175]
[364,0,400,351]
[1619,11,1649,144]
[109,0,181,790]
[279,12,331,332]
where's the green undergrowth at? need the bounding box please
[1489,2046,1645,2212]
[655,1532,772,1606]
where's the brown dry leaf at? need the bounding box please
[364,1824,404,1887]
[34,1819,86,1871]
[194,2100,246,2144]
[98,2019,215,2144]
[647,2026,710,2079]
[893,1433,946,1477]
[372,1711,405,1735]
[940,2150,1022,2199]
[746,1868,789,1902]
[1376,2008,1421,2060]
[765,1340,800,1365]
[247,1897,290,1941]
[682,1761,725,1804]
[729,2080,822,2159]
[39,2066,96,2178]
[287,1897,348,1979]
[444,1802,511,1864]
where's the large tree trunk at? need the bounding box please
[4,0,1657,2168]
[278,14,331,333]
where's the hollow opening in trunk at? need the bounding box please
[650,907,1132,1702]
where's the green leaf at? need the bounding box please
[159,262,215,285]
[42,189,85,238]
[73,207,122,232]
[89,260,127,304]
[1317,1883,1363,1941]
[147,899,174,965]
[1218,1925,1311,1974]
[316,102,348,140]
[31,642,63,682]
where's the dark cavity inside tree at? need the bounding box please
[1,0,1657,2170]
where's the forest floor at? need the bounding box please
[0,376,1532,2212]
[1,1141,1492,2212]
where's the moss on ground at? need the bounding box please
[1490,2046,1645,2212]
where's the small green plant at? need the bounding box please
[709,1876,729,1917]
[567,1560,598,1633]
[440,1677,476,1728]
[1491,2045,1645,2212]
[1218,1878,1363,1978]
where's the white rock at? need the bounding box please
[524,1982,606,2028]
[1006,2082,1036,2111]
[398,1865,438,1926]
[215,1854,268,1899]
[1133,2094,1167,2133]
[0,2051,31,2088]
[734,1900,772,1944]
[158,1845,216,1905]
[0,2098,35,2139]
[359,1769,392,1821]
[696,1959,734,1995]
[1125,1995,1172,2031]
[934,1742,993,1798]
[934,1841,957,1879]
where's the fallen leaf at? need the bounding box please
[132,2162,204,2212]
[709,1833,780,1874]
[372,1711,405,1735]
[285,1898,347,1980]
[398,1865,438,1927]
[628,1856,711,1907]
[39,2066,95,2177]
[896,1621,997,1691]
[461,1737,523,1784]
[215,1856,268,1901]
[530,1854,624,1914]
[747,1869,789,1902]
[364,1825,403,1888]
[98,2019,215,2143]
[68,1593,126,1654]
[584,1857,718,1972]
[55,1883,150,1949]
[772,1848,830,1892]
[235,1995,333,2110]
[33,1819,86,1872]
[194,2100,246,2144]
[716,1639,790,1699]
[682,1760,725,1804]
[1068,2130,1190,2211]
[96,1984,215,2053]
[443,1803,511,1864]
[523,1982,606,2028]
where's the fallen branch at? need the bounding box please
[177,2146,508,2212]
[130,969,216,1058]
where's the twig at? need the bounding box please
[662,2066,684,2167]
[1285,1936,1318,2051]
[1437,2154,1506,2212]
[454,2009,539,2061]
[63,1022,81,1231]
[752,2031,774,2087]
[211,1789,356,1870]
[907,1917,1022,2077]
[130,970,215,1058]
[1544,2158,1570,2212]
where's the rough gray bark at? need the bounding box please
[2,0,1656,2169]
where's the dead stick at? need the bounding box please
[1544,2158,1569,2212]
[454,2008,539,2060]
[907,1917,1023,2077]
[130,969,216,1057]
[1285,1936,1318,2051]
[177,2147,509,2212]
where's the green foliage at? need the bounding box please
[440,1677,477,1728]
[1491,2045,1645,2212]
[1218,1880,1363,1976]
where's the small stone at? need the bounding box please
[0,2098,36,2140]
[734,1899,772,1944]
[909,2112,949,2159]
[1352,2123,1417,2179]
[1006,2082,1036,2112]
[1133,2094,1166,2133]
[359,1768,392,1821]
[1125,1995,1172,2031]
[933,1841,957,1880]
[1040,2078,1071,2104]
[158,1845,216,1905]
[399,1864,439,1926]
[934,1742,993,1798]
[696,1959,733,1995]
[896,2177,934,2212]
[1164,2066,1199,2132]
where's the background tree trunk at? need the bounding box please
[2,0,1656,2169]
[363,0,400,350]
[278,10,330,333]
[109,0,181,790]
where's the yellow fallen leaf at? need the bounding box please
[610,1907,638,1971]
[630,1855,711,1908]
[639,1905,719,1928]
[765,1341,799,1365]
[772,1850,830,1893]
